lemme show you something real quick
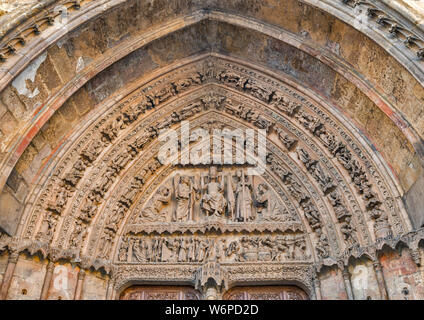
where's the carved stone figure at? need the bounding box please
[370,207,392,239]
[63,159,86,188]
[302,201,321,231]
[47,186,70,213]
[37,212,57,240]
[136,186,171,223]
[98,229,115,260]
[81,139,103,163]
[101,115,124,142]
[340,217,357,247]
[200,166,227,218]
[233,170,254,222]
[275,126,297,150]
[315,228,330,259]
[70,220,87,250]
[174,175,198,222]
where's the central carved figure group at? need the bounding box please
[135,166,296,224]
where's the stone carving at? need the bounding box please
[341,0,424,59]
[315,228,330,259]
[298,148,335,195]
[81,139,103,163]
[98,229,115,260]
[17,59,409,297]
[255,183,295,222]
[370,208,392,239]
[223,101,273,131]
[200,166,227,218]
[270,93,301,117]
[173,175,199,222]
[118,233,310,264]
[37,212,58,241]
[132,165,297,226]
[340,217,357,247]
[232,170,254,222]
[47,184,71,214]
[69,220,88,251]
[135,186,172,223]
[275,126,297,150]
[328,190,358,249]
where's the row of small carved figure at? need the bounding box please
[0,1,82,61]
[219,68,386,227]
[45,68,313,225]
[298,148,359,246]
[341,0,424,59]
[297,109,393,238]
[117,234,310,264]
[266,153,331,258]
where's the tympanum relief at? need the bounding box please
[14,56,413,294]
[131,167,298,226]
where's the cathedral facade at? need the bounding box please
[0,0,423,300]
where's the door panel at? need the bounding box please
[120,286,201,300]
[223,286,308,300]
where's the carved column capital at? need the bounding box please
[342,267,351,280]
[46,261,55,272]
[8,251,19,264]
[78,269,86,280]
[313,276,322,300]
[373,261,383,272]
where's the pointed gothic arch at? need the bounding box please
[0,0,423,300]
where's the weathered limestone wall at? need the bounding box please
[6,254,45,300]
[380,247,424,300]
[319,267,349,300]
[317,246,424,300]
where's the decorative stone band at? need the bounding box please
[0,0,423,64]
[0,227,422,277]
[125,221,304,235]
[338,0,424,59]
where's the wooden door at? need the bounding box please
[223,286,309,300]
[120,286,201,300]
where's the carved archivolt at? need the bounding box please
[9,56,412,285]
